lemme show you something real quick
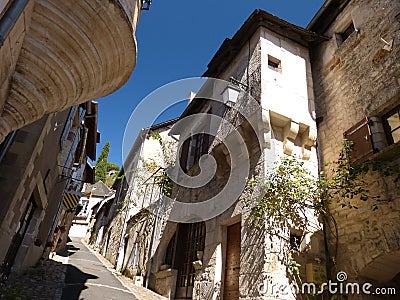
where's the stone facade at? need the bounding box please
[87,119,178,281]
[0,0,143,142]
[0,101,98,278]
[145,11,323,300]
[84,2,400,299]
[309,0,400,297]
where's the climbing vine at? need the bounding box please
[246,140,399,232]
[244,139,400,293]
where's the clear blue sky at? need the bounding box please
[96,0,325,166]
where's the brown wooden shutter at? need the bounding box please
[180,138,190,171]
[344,117,375,165]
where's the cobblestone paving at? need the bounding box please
[3,252,68,300]
[1,240,166,300]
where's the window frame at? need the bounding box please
[383,105,400,145]
[267,55,282,73]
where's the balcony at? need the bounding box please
[0,0,142,142]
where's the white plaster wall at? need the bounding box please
[128,129,176,216]
[260,28,315,127]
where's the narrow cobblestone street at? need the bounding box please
[6,237,165,300]
[61,237,138,300]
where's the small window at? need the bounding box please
[268,55,281,73]
[81,199,89,215]
[340,22,355,43]
[384,106,400,145]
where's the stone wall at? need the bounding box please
[310,0,400,293]
[152,22,322,299]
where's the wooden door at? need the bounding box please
[224,222,241,299]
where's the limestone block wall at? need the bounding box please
[102,212,125,267]
[152,22,321,299]
[310,0,400,290]
[0,108,76,275]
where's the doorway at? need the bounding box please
[224,222,241,299]
[1,196,36,279]
[174,222,206,299]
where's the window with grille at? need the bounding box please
[175,222,206,297]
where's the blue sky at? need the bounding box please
[96,0,325,166]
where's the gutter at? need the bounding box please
[0,0,30,47]
[306,0,352,33]
[306,0,334,30]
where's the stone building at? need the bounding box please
[308,0,400,296]
[0,0,145,142]
[85,1,400,299]
[69,181,115,239]
[87,119,178,277]
[0,100,98,279]
[146,10,327,299]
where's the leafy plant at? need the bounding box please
[95,141,110,183]
[246,140,399,232]
[245,139,400,293]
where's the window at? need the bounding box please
[181,133,211,172]
[81,199,89,215]
[268,55,282,73]
[175,222,206,297]
[345,110,400,166]
[341,22,355,43]
[383,106,400,145]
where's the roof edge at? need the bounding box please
[307,0,352,33]
[203,9,328,78]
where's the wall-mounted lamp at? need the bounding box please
[221,83,240,104]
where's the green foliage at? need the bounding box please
[94,142,120,185]
[246,140,399,233]
[95,141,110,182]
[151,132,161,142]
[155,169,174,198]
[106,162,120,172]
[247,156,320,234]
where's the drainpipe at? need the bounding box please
[0,0,30,47]
[79,127,88,164]
[145,214,157,287]
[0,131,16,164]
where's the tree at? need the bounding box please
[95,141,110,183]
[106,162,120,172]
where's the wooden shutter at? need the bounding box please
[180,139,190,171]
[344,117,375,165]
